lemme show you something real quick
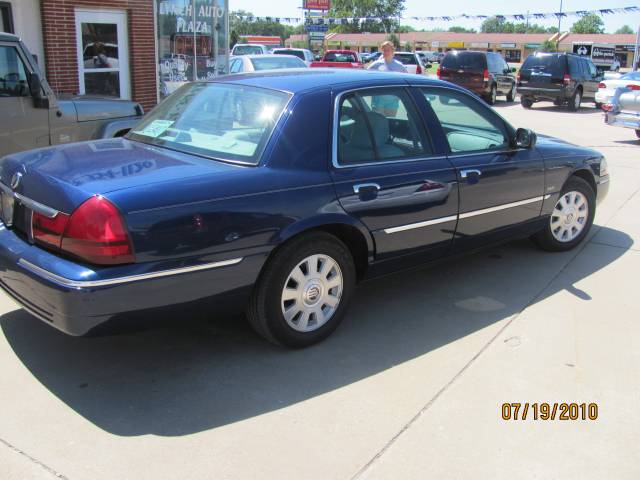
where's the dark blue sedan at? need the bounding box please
[0,70,609,347]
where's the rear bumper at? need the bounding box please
[0,224,265,335]
[517,86,566,101]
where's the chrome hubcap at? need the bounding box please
[281,254,343,333]
[575,92,581,109]
[491,87,496,103]
[551,191,589,243]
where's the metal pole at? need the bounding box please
[192,0,198,81]
[556,0,563,52]
[633,23,640,70]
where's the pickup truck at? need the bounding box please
[0,33,144,157]
[310,50,363,69]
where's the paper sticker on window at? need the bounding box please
[133,120,174,138]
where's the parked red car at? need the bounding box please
[310,50,363,69]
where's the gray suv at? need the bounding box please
[0,33,143,157]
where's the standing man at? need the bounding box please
[367,41,407,73]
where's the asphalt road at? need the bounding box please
[1,99,639,480]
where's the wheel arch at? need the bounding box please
[569,167,597,195]
[270,215,374,282]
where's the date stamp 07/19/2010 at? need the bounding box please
[501,403,599,421]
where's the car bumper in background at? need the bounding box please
[517,86,566,101]
[604,110,640,130]
[0,224,265,335]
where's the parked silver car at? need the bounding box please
[271,48,314,66]
[600,71,640,140]
[0,33,143,157]
[228,54,307,73]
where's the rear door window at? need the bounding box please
[273,49,305,61]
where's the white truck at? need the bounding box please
[572,42,619,71]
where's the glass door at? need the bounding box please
[75,9,130,99]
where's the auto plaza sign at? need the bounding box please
[573,43,616,66]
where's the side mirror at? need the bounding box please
[515,128,537,149]
[28,73,49,109]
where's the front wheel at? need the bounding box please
[568,89,582,111]
[247,232,356,347]
[531,177,595,252]
[636,129,640,139]
[506,84,516,102]
[521,97,533,109]
[486,85,497,105]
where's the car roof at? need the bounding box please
[210,68,456,94]
[238,54,305,60]
[0,32,19,42]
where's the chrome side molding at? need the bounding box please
[18,257,244,289]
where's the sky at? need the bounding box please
[229,0,640,34]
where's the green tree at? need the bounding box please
[538,39,557,53]
[328,0,405,34]
[230,10,301,43]
[448,26,476,33]
[388,32,401,49]
[571,14,605,34]
[615,25,634,34]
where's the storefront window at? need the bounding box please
[504,50,521,63]
[157,0,228,99]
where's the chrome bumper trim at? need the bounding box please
[459,196,546,220]
[17,257,244,289]
[0,182,60,218]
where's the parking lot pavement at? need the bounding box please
[1,101,639,480]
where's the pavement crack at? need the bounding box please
[0,437,69,480]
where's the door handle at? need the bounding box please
[353,183,381,194]
[460,169,482,180]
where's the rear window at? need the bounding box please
[521,54,566,76]
[621,71,640,81]
[128,83,291,165]
[232,45,264,55]
[250,56,305,70]
[394,53,418,65]
[324,52,357,62]
[273,49,305,61]
[442,52,486,71]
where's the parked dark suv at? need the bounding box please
[517,52,602,111]
[437,51,517,105]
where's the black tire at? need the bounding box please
[521,97,533,109]
[531,177,596,252]
[568,88,582,111]
[486,85,497,105]
[635,129,640,139]
[595,102,603,110]
[506,83,516,102]
[247,232,356,348]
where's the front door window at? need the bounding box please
[75,10,130,99]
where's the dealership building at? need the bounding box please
[288,31,638,67]
[0,0,229,110]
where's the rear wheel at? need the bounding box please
[521,97,533,109]
[568,88,582,111]
[532,177,595,252]
[636,130,640,139]
[247,232,356,347]
[506,83,516,102]
[595,102,603,110]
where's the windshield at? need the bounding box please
[127,83,291,165]
[233,45,264,55]
[442,52,485,71]
[394,53,418,65]
[273,49,305,61]
[324,52,357,62]
[250,56,305,70]
[621,71,640,81]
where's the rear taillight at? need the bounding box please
[59,196,134,265]
[627,84,640,91]
[598,82,606,89]
[602,103,614,112]
[436,67,441,78]
[33,212,70,250]
[563,74,571,86]
[416,63,422,75]
[483,69,489,82]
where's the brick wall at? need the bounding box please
[41,0,157,110]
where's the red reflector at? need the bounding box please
[598,82,606,89]
[563,74,571,86]
[436,67,441,78]
[416,63,422,75]
[602,104,614,112]
[483,69,489,82]
[32,212,70,249]
[627,84,640,91]
[61,196,134,265]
